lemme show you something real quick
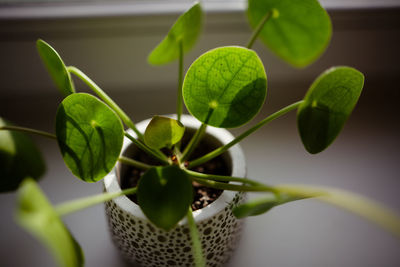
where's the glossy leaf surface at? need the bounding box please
[144,116,185,149]
[233,194,303,218]
[0,118,45,192]
[297,67,364,154]
[148,2,203,65]
[55,93,124,182]
[247,0,332,67]
[16,178,84,267]
[183,46,267,128]
[138,166,193,231]
[37,39,75,96]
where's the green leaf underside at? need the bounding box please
[138,166,193,231]
[247,0,332,68]
[297,66,364,154]
[0,118,45,192]
[148,2,203,65]
[36,39,75,96]
[183,46,267,128]
[16,178,84,267]
[233,194,304,218]
[55,93,124,182]
[144,116,185,149]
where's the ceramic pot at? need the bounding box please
[104,114,246,267]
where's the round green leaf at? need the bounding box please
[138,166,193,231]
[0,118,45,193]
[144,116,185,149]
[297,66,364,154]
[37,39,75,96]
[183,46,267,128]
[16,178,84,267]
[247,0,332,68]
[148,2,203,65]
[55,93,124,182]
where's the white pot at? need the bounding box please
[103,114,246,267]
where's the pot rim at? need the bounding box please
[103,114,246,224]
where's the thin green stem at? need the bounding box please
[173,145,183,166]
[55,187,137,217]
[125,132,170,165]
[246,10,273,49]
[191,177,277,193]
[67,66,143,140]
[177,39,184,122]
[185,169,265,187]
[181,123,207,162]
[189,101,304,168]
[118,156,153,170]
[187,207,206,267]
[275,184,400,239]
[0,125,56,140]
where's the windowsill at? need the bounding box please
[1,0,400,20]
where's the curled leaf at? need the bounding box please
[148,2,203,65]
[16,178,84,267]
[144,116,185,149]
[37,39,75,96]
[233,194,304,218]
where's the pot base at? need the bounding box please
[105,192,245,267]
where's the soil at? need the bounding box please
[120,132,230,211]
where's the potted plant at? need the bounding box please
[1,0,399,266]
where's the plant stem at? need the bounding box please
[175,41,184,151]
[191,177,276,193]
[118,156,153,170]
[185,169,265,187]
[125,132,170,165]
[177,39,184,123]
[0,125,56,140]
[275,184,400,239]
[186,207,206,267]
[55,187,137,217]
[189,101,303,168]
[246,10,273,49]
[67,66,143,140]
[181,123,207,162]
[173,145,183,165]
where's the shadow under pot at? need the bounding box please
[103,114,246,267]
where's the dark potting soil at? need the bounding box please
[120,133,230,211]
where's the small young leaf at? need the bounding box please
[37,39,75,96]
[148,2,203,65]
[247,0,332,68]
[297,66,364,154]
[16,178,84,267]
[183,46,267,128]
[138,166,193,231]
[0,118,45,192]
[55,93,124,182]
[233,194,304,218]
[144,116,185,149]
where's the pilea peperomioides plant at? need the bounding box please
[1,1,399,267]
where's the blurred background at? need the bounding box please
[1,0,400,266]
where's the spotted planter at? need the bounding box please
[104,115,246,267]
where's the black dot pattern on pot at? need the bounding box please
[104,192,246,267]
